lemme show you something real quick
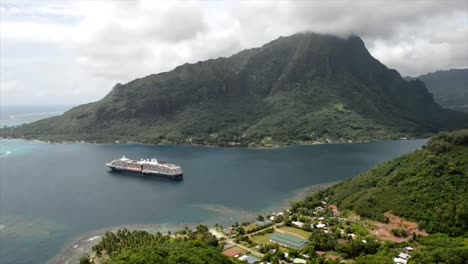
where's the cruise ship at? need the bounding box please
[106,156,183,181]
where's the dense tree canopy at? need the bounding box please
[88,227,237,264]
[293,130,468,236]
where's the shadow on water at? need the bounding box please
[106,171,184,185]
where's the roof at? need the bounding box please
[398,253,410,259]
[270,233,309,249]
[293,258,307,263]
[238,255,260,264]
[255,220,272,226]
[223,251,241,257]
[292,221,305,226]
[393,257,408,264]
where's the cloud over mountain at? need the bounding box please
[1,0,467,105]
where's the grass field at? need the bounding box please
[243,223,258,233]
[250,233,272,245]
[278,226,312,239]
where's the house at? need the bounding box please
[398,253,411,260]
[318,217,325,221]
[238,255,260,264]
[293,258,307,264]
[393,257,408,264]
[269,216,275,221]
[209,228,224,239]
[224,228,234,236]
[327,204,341,216]
[292,221,305,228]
[404,246,414,252]
[270,233,309,250]
[315,223,326,229]
[255,220,273,227]
[394,252,411,264]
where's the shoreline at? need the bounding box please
[0,136,421,150]
[48,181,337,264]
[48,223,201,264]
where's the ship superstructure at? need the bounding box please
[106,156,183,180]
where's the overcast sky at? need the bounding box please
[1,0,467,106]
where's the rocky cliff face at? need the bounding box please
[406,68,468,112]
[3,33,467,146]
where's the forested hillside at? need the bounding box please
[407,69,468,112]
[2,33,467,147]
[298,129,468,236]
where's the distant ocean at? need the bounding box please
[0,105,73,127]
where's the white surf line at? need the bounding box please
[86,236,101,241]
[9,111,64,118]
[0,151,12,158]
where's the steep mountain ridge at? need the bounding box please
[406,68,468,112]
[2,33,467,146]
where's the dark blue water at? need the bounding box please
[0,139,426,264]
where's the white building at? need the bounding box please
[393,257,408,264]
[293,258,307,264]
[292,221,305,228]
[316,223,326,229]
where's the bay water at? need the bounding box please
[0,138,426,263]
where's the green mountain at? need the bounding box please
[299,129,468,237]
[406,68,468,112]
[2,33,467,146]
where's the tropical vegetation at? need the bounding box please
[2,33,467,147]
[407,68,468,112]
[82,225,238,264]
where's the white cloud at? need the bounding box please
[71,0,468,81]
[0,0,467,105]
[0,21,72,43]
